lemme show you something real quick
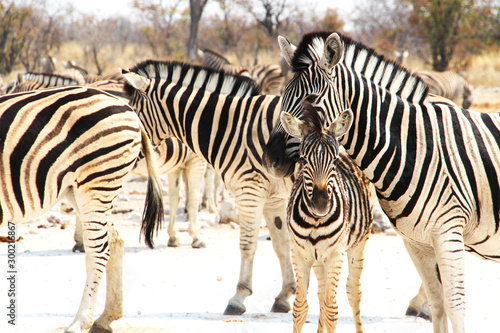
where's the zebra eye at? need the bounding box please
[304,94,319,104]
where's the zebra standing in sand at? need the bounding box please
[0,86,164,333]
[415,70,473,109]
[283,101,373,333]
[121,60,297,315]
[263,31,500,333]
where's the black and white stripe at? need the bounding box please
[0,86,163,333]
[263,31,500,332]
[283,101,372,332]
[121,60,297,316]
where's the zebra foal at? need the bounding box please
[0,86,164,333]
[283,102,372,332]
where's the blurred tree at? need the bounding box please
[187,0,209,62]
[133,0,187,58]
[235,0,290,37]
[409,0,498,70]
[317,8,345,32]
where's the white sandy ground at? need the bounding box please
[0,174,499,333]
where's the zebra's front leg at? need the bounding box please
[167,170,182,247]
[263,198,295,313]
[90,224,124,333]
[65,219,111,333]
[346,241,367,333]
[224,196,265,315]
[291,249,314,333]
[320,253,344,333]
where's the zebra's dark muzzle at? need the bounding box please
[309,185,331,217]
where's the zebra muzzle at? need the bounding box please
[309,185,331,217]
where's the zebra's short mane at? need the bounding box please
[291,31,429,104]
[126,60,260,97]
[301,101,324,136]
[19,72,80,85]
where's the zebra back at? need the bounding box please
[126,60,260,97]
[415,70,473,108]
[12,72,81,93]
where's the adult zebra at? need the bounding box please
[415,70,473,109]
[283,101,373,332]
[0,86,164,333]
[120,60,297,315]
[263,31,500,333]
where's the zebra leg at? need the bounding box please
[185,159,207,248]
[73,217,85,253]
[291,249,313,333]
[263,198,295,313]
[223,196,266,315]
[320,253,344,333]
[65,218,111,333]
[167,170,182,247]
[403,240,451,333]
[202,165,218,214]
[90,224,124,333]
[346,242,367,333]
[312,262,326,332]
[406,283,431,321]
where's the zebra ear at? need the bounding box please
[278,36,295,66]
[327,109,353,138]
[281,112,308,139]
[320,33,343,71]
[121,69,150,93]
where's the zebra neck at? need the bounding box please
[339,76,424,204]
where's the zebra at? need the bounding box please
[120,59,297,315]
[199,48,285,95]
[0,86,164,333]
[8,72,81,94]
[263,31,500,333]
[283,100,373,333]
[415,70,473,109]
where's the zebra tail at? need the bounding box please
[139,126,164,248]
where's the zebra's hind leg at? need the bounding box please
[346,241,367,333]
[167,170,182,247]
[263,198,295,313]
[406,283,431,321]
[90,223,124,333]
[185,157,207,248]
[403,240,450,333]
[65,219,111,333]
[72,217,85,253]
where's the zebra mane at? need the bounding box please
[126,60,261,97]
[18,72,81,86]
[200,48,232,69]
[291,31,429,104]
[301,100,324,136]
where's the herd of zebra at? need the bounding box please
[0,31,495,333]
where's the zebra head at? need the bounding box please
[282,101,352,217]
[263,32,348,178]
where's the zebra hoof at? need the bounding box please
[191,239,206,248]
[168,237,179,247]
[89,322,112,333]
[72,243,85,253]
[224,302,246,315]
[271,301,291,313]
[405,306,419,317]
[417,311,432,322]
